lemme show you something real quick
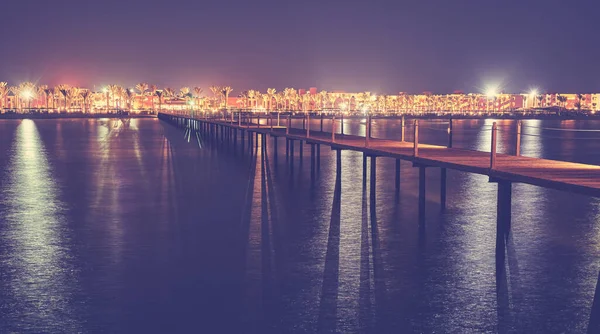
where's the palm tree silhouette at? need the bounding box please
[0,82,8,112]
[149,84,158,113]
[576,94,584,111]
[126,88,135,111]
[155,90,164,112]
[80,90,91,113]
[222,86,233,110]
[57,84,70,111]
[209,86,221,108]
[193,87,203,111]
[267,88,276,111]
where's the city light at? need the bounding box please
[0,80,598,114]
[21,90,33,100]
[485,86,499,99]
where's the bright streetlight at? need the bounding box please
[485,87,498,99]
[22,90,34,113]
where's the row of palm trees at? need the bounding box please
[0,81,596,114]
[0,82,234,113]
[534,93,590,111]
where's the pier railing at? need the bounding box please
[161,109,600,171]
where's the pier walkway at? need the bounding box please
[158,112,600,248]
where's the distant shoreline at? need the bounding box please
[2,112,599,121]
[0,113,157,119]
[274,112,600,121]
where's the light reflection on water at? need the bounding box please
[0,118,600,333]
[0,120,82,332]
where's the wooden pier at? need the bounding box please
[158,112,600,260]
[159,111,600,332]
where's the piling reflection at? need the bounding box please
[588,271,600,333]
[317,155,342,333]
[359,168,374,332]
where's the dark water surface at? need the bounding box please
[1,118,600,333]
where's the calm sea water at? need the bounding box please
[0,117,599,333]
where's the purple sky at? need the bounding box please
[1,0,599,94]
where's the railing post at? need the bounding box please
[516,120,521,156]
[448,118,453,148]
[490,122,497,169]
[332,116,336,143]
[238,112,241,126]
[257,115,260,128]
[270,113,273,131]
[286,114,290,135]
[365,115,371,147]
[277,112,280,126]
[413,120,419,156]
[401,115,405,142]
[306,113,310,138]
[320,113,324,132]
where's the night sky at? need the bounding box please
[1,0,599,94]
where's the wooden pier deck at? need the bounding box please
[160,114,600,198]
[213,118,600,198]
[280,127,600,197]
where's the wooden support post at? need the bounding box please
[419,166,426,224]
[320,114,324,132]
[257,115,261,128]
[277,112,280,126]
[332,116,336,143]
[286,115,291,135]
[340,114,344,135]
[306,113,310,138]
[365,115,371,147]
[270,114,273,131]
[248,131,253,153]
[302,116,306,130]
[370,155,377,200]
[362,153,368,181]
[395,159,401,191]
[401,116,405,142]
[490,122,497,169]
[413,120,419,157]
[241,130,245,151]
[238,112,242,126]
[448,118,453,148]
[310,144,316,176]
[441,168,447,210]
[516,120,522,156]
[316,144,321,170]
